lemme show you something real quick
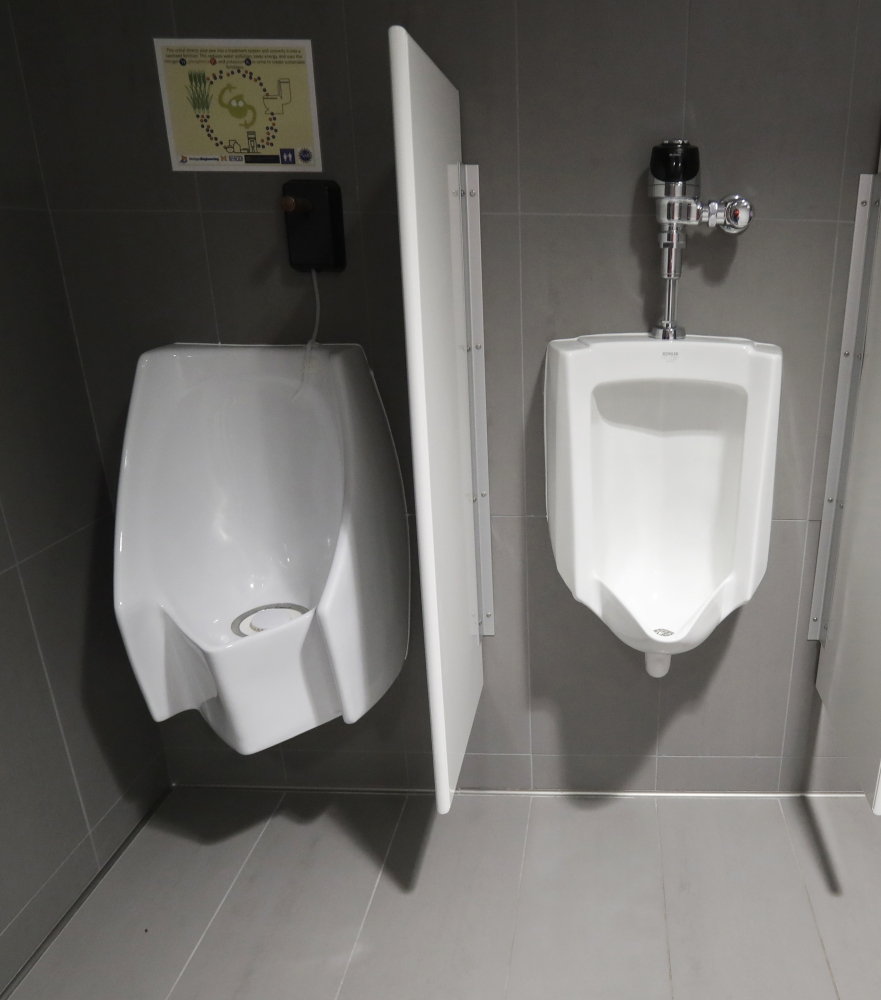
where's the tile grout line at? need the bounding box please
[162,791,286,1000]
[654,799,675,1000]
[332,794,409,1000]
[502,795,533,1000]
[6,1,113,494]
[777,519,817,791]
[777,798,842,1000]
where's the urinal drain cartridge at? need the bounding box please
[231,603,308,638]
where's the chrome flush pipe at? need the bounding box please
[649,140,754,339]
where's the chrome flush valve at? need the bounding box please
[649,140,753,339]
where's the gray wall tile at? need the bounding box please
[518,0,688,214]
[782,520,822,760]
[482,214,525,516]
[204,211,367,344]
[281,750,408,790]
[466,517,531,755]
[89,754,169,868]
[0,568,90,933]
[779,755,860,793]
[0,210,108,559]
[657,756,780,793]
[165,745,286,788]
[345,0,519,214]
[0,5,43,210]
[833,1,881,220]
[531,754,657,793]
[685,0,858,222]
[9,0,197,211]
[458,753,532,790]
[659,521,806,758]
[19,520,160,827]
[52,210,218,498]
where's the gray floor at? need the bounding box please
[9,788,881,1000]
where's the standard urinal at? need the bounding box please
[114,343,409,754]
[545,334,781,677]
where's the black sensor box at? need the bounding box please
[282,179,346,272]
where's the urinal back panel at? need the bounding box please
[545,334,782,656]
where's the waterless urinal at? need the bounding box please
[546,335,781,677]
[114,344,409,753]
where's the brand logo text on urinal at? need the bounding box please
[654,628,674,636]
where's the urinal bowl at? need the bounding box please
[115,344,410,753]
[545,334,782,675]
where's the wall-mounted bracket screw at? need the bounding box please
[475,343,482,349]
[861,200,868,206]
[480,491,487,497]
[813,616,818,621]
[469,190,477,196]
[845,351,850,356]
[828,497,834,502]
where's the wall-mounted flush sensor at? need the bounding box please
[649,140,753,339]
[281,179,346,272]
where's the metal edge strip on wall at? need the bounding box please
[808,173,881,641]
[460,164,495,636]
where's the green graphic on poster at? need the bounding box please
[154,39,322,171]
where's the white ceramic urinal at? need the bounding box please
[115,343,409,753]
[546,334,781,677]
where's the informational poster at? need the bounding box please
[154,39,322,171]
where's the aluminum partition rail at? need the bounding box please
[459,164,495,637]
[809,173,881,641]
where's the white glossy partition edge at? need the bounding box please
[390,25,483,813]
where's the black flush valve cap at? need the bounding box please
[650,140,700,183]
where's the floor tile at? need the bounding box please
[507,797,671,1000]
[782,796,881,999]
[337,794,530,1000]
[658,798,837,1000]
[0,836,97,994]
[167,793,405,1000]
[12,789,281,1000]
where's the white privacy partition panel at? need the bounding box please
[389,26,485,813]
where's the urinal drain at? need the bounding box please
[231,603,308,638]
[654,628,674,637]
